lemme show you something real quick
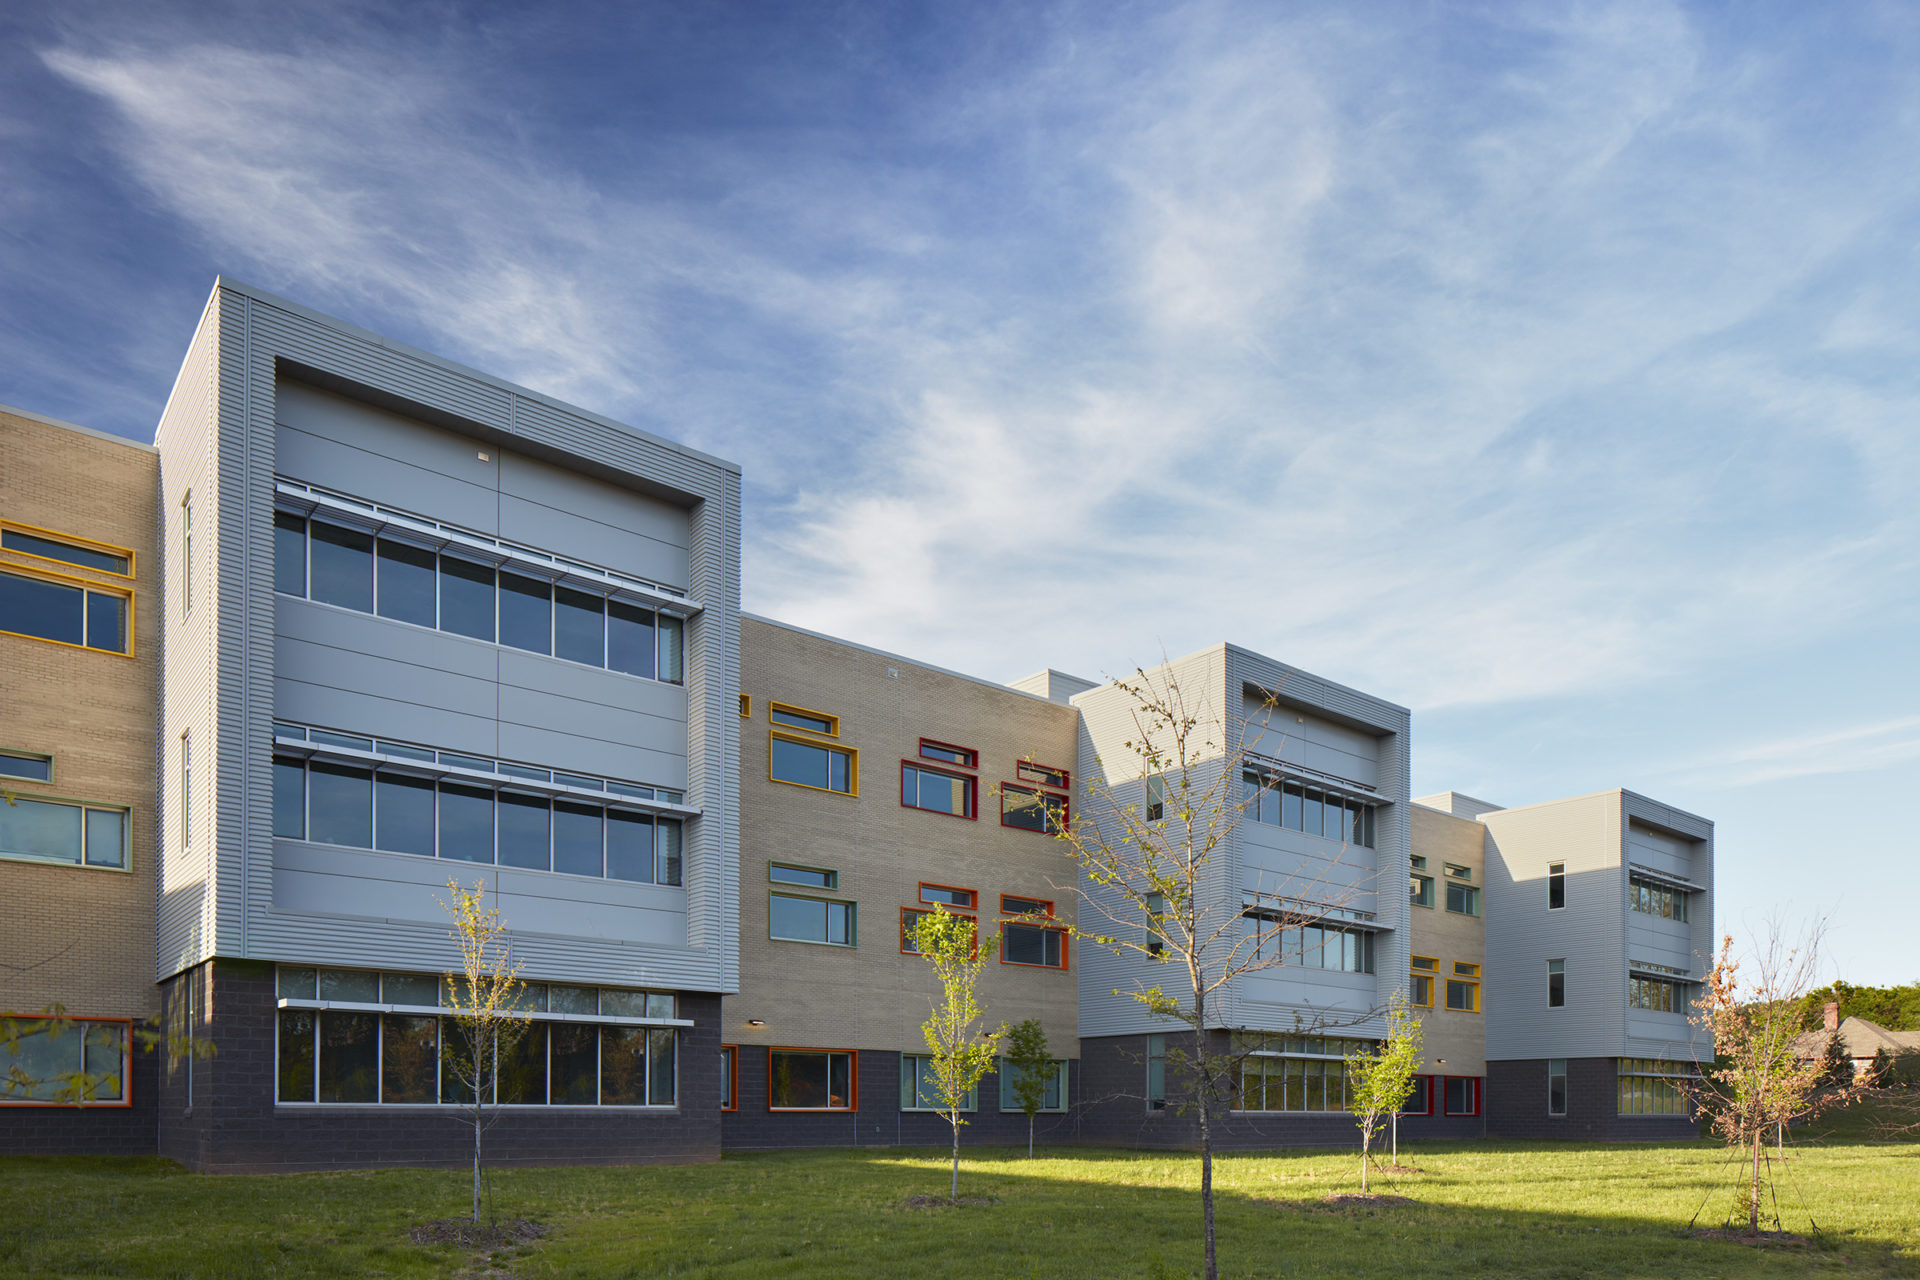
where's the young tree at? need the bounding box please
[1345,997,1423,1192]
[908,904,1004,1198]
[438,880,528,1225]
[1044,667,1366,1280]
[1694,923,1875,1236]
[1002,1017,1056,1158]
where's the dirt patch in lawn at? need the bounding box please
[409,1217,548,1249]
[1690,1228,1811,1248]
[899,1194,1000,1210]
[1375,1164,1423,1174]
[1318,1193,1416,1209]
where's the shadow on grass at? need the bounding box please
[1,1141,1914,1279]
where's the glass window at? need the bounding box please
[648,1028,676,1106]
[498,572,552,654]
[554,587,606,666]
[1446,883,1482,917]
[1146,1033,1166,1110]
[1016,762,1069,789]
[770,894,854,945]
[274,512,306,595]
[1301,789,1324,838]
[769,704,837,736]
[720,1045,737,1110]
[549,1023,598,1104]
[0,570,84,646]
[657,615,684,684]
[0,796,82,864]
[901,1055,975,1111]
[496,1025,547,1105]
[273,757,306,839]
[770,864,836,889]
[277,966,317,1000]
[1280,781,1303,829]
[85,592,127,653]
[1001,785,1066,833]
[382,973,440,1006]
[1548,959,1565,1008]
[0,751,52,782]
[1548,861,1565,910]
[380,1015,439,1104]
[600,1026,650,1106]
[999,1058,1067,1112]
[605,810,655,883]
[320,969,381,1002]
[655,818,682,887]
[375,539,437,628]
[606,601,655,678]
[919,885,975,909]
[277,1009,316,1102]
[2,528,129,575]
[1410,871,1435,907]
[309,522,374,612]
[919,740,975,768]
[770,735,854,793]
[374,773,436,856]
[1444,1077,1478,1116]
[316,1011,379,1103]
[552,801,604,877]
[437,782,495,863]
[1003,922,1066,968]
[497,793,551,871]
[438,555,496,642]
[902,764,973,817]
[1548,1058,1568,1116]
[84,809,125,868]
[1446,978,1480,1012]
[769,1049,854,1109]
[307,762,372,849]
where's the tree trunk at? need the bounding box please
[951,1112,960,1199]
[1748,1130,1762,1234]
[1360,1124,1370,1193]
[472,1105,483,1223]
[1391,1110,1398,1163]
[1028,1113,1034,1159]
[1199,1098,1217,1280]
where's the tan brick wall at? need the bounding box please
[0,408,160,1021]
[1409,803,1487,1076]
[729,618,1082,1059]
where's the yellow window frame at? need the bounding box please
[768,700,839,738]
[0,562,137,659]
[768,729,858,797]
[0,519,137,579]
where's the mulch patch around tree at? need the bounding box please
[1317,1193,1416,1209]
[898,1194,1000,1209]
[1375,1164,1424,1174]
[1690,1228,1812,1248]
[409,1218,549,1249]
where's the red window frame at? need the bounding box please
[901,906,979,955]
[999,895,1068,970]
[1442,1075,1481,1117]
[766,1046,859,1112]
[720,1044,738,1112]
[1000,784,1069,834]
[918,882,977,910]
[918,738,978,769]
[900,760,978,820]
[0,1016,134,1108]
[1401,1074,1433,1116]
[1016,760,1071,789]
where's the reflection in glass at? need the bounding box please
[317,1011,379,1103]
[605,810,654,883]
[498,572,551,654]
[607,601,654,677]
[0,571,84,646]
[375,539,437,627]
[554,587,605,666]
[439,555,495,641]
[274,512,307,595]
[84,808,125,868]
[277,1009,316,1102]
[86,592,127,653]
[497,793,551,870]
[308,763,372,848]
[382,1015,439,1103]
[309,522,373,612]
[374,773,435,856]
[438,783,494,863]
[550,1023,598,1104]
[273,757,306,838]
[553,802,603,877]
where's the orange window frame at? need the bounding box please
[1015,760,1071,789]
[0,1016,134,1108]
[901,906,979,956]
[999,895,1068,970]
[765,1046,859,1112]
[918,882,978,910]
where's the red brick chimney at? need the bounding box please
[1824,1001,1840,1033]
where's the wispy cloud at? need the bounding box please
[1675,717,1920,789]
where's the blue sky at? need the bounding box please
[3,1,1914,984]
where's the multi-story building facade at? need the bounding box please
[1,281,1716,1164]
[0,404,160,1155]
[147,279,741,1170]
[724,615,1081,1147]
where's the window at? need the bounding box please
[1443,1076,1480,1116]
[1237,1035,1372,1112]
[1629,975,1684,1013]
[720,1045,737,1111]
[1402,1075,1433,1116]
[2,526,131,576]
[1446,962,1481,1012]
[179,731,191,849]
[770,893,854,946]
[21,776,103,859]
[0,1018,130,1105]
[1617,1058,1698,1115]
[1263,923,1377,974]
[999,1057,1068,1112]
[901,1055,975,1111]
[769,702,838,736]
[919,884,975,910]
[1144,892,1167,955]
[0,750,53,783]
[1146,1033,1166,1110]
[1001,785,1067,833]
[272,511,685,683]
[902,906,977,955]
[272,745,683,885]
[1410,955,1438,1008]
[1145,773,1165,821]
[1444,867,1481,917]
[770,863,837,890]
[1001,896,1067,968]
[274,967,678,1107]
[1410,853,1434,908]
[901,763,975,818]
[1548,959,1565,1008]
[1016,761,1070,790]
[768,1049,855,1110]
[0,570,130,653]
[919,739,976,768]
[179,497,191,612]
[770,733,855,794]
[1548,861,1565,910]
[1629,875,1690,922]
[739,694,751,718]
[1548,1059,1567,1116]
[1240,772,1375,847]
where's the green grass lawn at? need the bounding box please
[3,1137,1917,1278]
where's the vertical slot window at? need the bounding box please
[274,511,307,595]
[657,615,684,684]
[273,757,306,839]
[1548,861,1565,910]
[1548,959,1565,1008]
[1548,1059,1568,1116]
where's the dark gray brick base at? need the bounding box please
[1486,1057,1698,1141]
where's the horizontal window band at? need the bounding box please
[274,1102,678,1111]
[274,477,697,615]
[273,998,691,1027]
[1240,751,1384,806]
[1626,864,1702,892]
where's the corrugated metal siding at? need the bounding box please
[1622,792,1713,1060]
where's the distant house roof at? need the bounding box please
[1794,1016,1920,1063]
